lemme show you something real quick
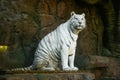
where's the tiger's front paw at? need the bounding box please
[71,67,78,71]
[63,67,71,71]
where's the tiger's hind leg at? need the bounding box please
[41,67,55,71]
[40,60,56,71]
[33,59,56,71]
[40,59,60,71]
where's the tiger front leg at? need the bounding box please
[68,51,78,71]
[61,46,71,71]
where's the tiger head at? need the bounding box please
[70,11,86,33]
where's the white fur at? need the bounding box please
[31,11,86,71]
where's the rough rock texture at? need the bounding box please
[75,55,120,80]
[0,72,95,80]
[0,0,105,68]
[0,0,120,79]
[98,0,120,57]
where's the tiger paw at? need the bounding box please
[63,67,72,71]
[71,67,78,71]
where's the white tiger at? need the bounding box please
[11,11,86,71]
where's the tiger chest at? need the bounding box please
[68,41,76,56]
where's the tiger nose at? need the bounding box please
[79,22,81,24]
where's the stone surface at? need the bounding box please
[75,55,120,79]
[75,55,109,69]
[81,0,101,4]
[0,71,95,80]
[57,1,67,18]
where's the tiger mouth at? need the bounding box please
[75,26,83,30]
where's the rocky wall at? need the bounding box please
[0,0,119,77]
[0,0,120,79]
[0,0,104,68]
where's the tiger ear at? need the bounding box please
[82,13,85,16]
[71,11,75,16]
